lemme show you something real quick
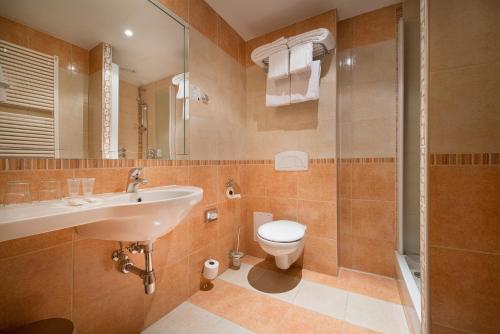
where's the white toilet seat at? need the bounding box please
[256,220,307,270]
[258,220,306,243]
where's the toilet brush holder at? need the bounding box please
[229,251,244,269]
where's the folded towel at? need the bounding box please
[287,28,335,52]
[268,49,289,80]
[291,60,321,104]
[266,76,290,107]
[251,37,288,68]
[290,42,313,74]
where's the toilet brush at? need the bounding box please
[230,226,243,269]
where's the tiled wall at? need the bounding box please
[428,1,500,333]
[188,29,247,160]
[0,158,340,331]
[339,159,397,277]
[244,11,337,159]
[239,160,338,275]
[159,0,246,66]
[0,162,241,333]
[337,5,400,277]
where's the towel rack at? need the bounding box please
[261,42,333,72]
[0,39,59,158]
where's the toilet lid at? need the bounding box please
[258,220,306,243]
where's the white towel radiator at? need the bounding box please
[0,39,59,158]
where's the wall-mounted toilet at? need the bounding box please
[256,219,307,270]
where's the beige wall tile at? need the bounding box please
[429,62,500,153]
[0,16,29,47]
[351,40,397,83]
[429,0,500,71]
[350,5,398,48]
[159,0,189,21]
[189,0,218,45]
[217,17,242,62]
[350,79,396,122]
[337,19,352,51]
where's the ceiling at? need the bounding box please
[205,0,401,40]
[0,0,186,86]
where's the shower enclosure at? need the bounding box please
[396,1,422,333]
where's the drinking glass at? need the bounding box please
[67,178,81,197]
[39,179,62,201]
[82,178,95,196]
[3,181,32,206]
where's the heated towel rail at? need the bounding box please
[0,39,59,158]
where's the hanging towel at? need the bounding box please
[266,76,290,107]
[290,60,321,104]
[268,49,289,80]
[287,28,335,51]
[251,37,288,69]
[290,42,313,74]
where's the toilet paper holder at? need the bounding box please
[225,178,241,199]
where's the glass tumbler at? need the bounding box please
[3,181,32,206]
[67,178,81,197]
[39,179,62,201]
[82,178,95,196]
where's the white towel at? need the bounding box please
[287,28,335,51]
[290,42,313,74]
[266,76,290,107]
[291,60,321,104]
[268,49,289,80]
[251,37,288,68]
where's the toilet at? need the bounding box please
[257,220,307,270]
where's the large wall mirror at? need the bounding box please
[0,0,188,160]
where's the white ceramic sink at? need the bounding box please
[0,186,203,242]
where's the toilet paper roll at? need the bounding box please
[203,259,219,280]
[225,187,241,199]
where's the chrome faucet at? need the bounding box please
[126,168,148,193]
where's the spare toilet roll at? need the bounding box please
[203,259,219,280]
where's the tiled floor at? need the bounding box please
[143,256,409,334]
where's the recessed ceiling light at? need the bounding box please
[124,29,134,37]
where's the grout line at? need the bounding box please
[430,245,499,257]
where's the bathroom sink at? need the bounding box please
[0,186,203,242]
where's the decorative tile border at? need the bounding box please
[102,43,113,159]
[430,153,499,165]
[420,0,429,332]
[339,157,395,163]
[0,157,408,171]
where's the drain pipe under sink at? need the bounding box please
[112,241,156,294]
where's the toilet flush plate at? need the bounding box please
[275,151,309,171]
